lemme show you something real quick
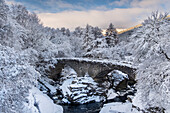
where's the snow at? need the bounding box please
[25,87,63,113]
[73,94,87,100]
[132,91,144,110]
[165,108,170,113]
[69,84,87,88]
[107,89,117,100]
[100,102,137,113]
[108,70,128,87]
[61,65,77,78]
[113,70,128,79]
[60,71,105,104]
[39,78,57,94]
[60,78,73,96]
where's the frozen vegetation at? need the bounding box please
[0,0,170,112]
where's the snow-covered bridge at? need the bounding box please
[47,57,136,82]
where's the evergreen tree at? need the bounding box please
[93,27,103,39]
[73,26,83,37]
[61,27,66,35]
[82,24,95,53]
[66,28,70,36]
[105,23,118,47]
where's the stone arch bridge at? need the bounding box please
[45,58,136,83]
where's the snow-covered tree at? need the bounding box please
[60,27,66,35]
[11,5,29,27]
[105,23,118,46]
[131,12,170,111]
[82,25,96,53]
[0,0,8,22]
[73,26,83,37]
[65,28,70,36]
[93,27,103,39]
[12,5,44,49]
[0,0,13,47]
[69,35,84,57]
[0,45,40,113]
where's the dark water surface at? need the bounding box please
[62,102,103,113]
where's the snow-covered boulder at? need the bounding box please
[107,70,129,90]
[60,76,106,104]
[100,102,139,113]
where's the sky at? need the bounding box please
[6,0,170,30]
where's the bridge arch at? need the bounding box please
[46,58,136,82]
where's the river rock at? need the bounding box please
[107,70,129,90]
[60,76,106,104]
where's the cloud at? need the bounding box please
[8,0,169,30]
[110,0,130,6]
[95,5,109,11]
[131,0,170,11]
[37,0,169,30]
[131,0,160,8]
[38,8,152,30]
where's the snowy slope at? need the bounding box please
[25,87,63,113]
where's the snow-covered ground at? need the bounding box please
[24,87,63,113]
[100,102,139,113]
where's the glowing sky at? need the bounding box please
[6,0,170,30]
